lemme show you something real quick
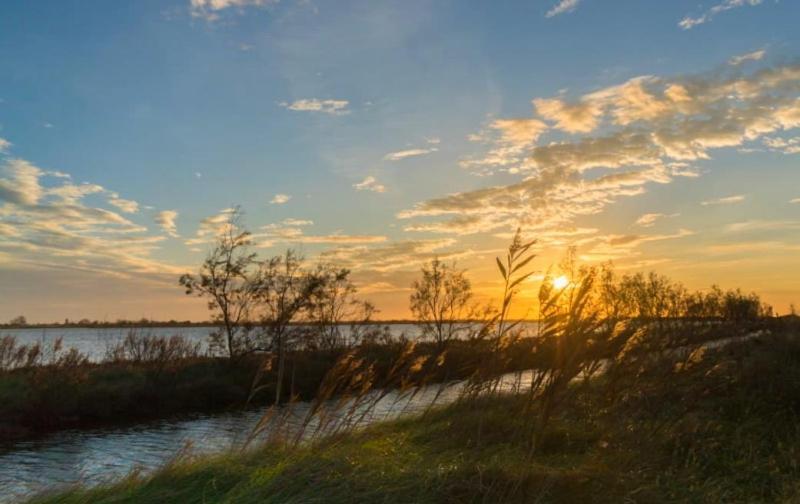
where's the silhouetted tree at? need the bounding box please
[179,208,259,358]
[410,259,474,349]
[253,250,324,404]
[304,264,376,350]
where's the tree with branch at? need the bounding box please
[410,259,474,349]
[179,208,259,358]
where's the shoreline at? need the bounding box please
[25,330,800,504]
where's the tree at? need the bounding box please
[253,250,324,404]
[305,264,374,350]
[179,208,259,358]
[410,259,474,349]
[8,316,27,326]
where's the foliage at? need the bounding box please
[303,264,376,350]
[104,330,203,364]
[409,259,475,349]
[179,207,259,358]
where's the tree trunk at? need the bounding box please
[274,331,286,405]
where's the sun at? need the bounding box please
[552,275,570,290]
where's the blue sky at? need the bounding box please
[1,0,799,321]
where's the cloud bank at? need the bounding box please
[400,62,800,243]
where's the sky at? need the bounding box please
[1,0,799,322]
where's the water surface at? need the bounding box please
[0,378,476,502]
[0,324,428,362]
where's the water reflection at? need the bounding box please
[0,408,263,501]
[0,377,457,502]
[0,324,425,362]
[0,368,541,502]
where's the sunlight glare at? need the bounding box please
[552,275,569,290]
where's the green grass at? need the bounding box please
[32,333,800,503]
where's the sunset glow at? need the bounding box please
[1,1,799,322]
[552,276,570,290]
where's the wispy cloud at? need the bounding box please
[729,49,766,66]
[790,198,800,204]
[546,0,581,18]
[253,221,386,249]
[489,119,548,146]
[108,193,140,214]
[280,99,350,115]
[0,138,11,153]
[679,0,763,30]
[353,176,386,193]
[459,119,547,172]
[635,212,678,227]
[155,210,179,238]
[0,159,42,205]
[319,239,471,273]
[356,281,413,295]
[270,193,291,205]
[281,218,313,226]
[383,147,438,161]
[579,229,695,262]
[701,194,746,206]
[400,61,800,237]
[189,0,277,21]
[725,219,800,233]
[185,207,237,246]
[762,136,800,154]
[703,240,800,255]
[533,97,600,133]
[0,156,180,282]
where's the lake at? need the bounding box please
[0,324,428,362]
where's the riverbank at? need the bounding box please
[0,335,538,444]
[30,330,800,503]
[0,318,779,444]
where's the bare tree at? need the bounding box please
[410,259,474,349]
[179,208,259,358]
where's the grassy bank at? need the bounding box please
[0,333,545,443]
[0,316,777,444]
[31,330,800,503]
[0,353,258,442]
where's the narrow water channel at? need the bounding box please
[0,377,471,502]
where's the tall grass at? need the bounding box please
[103,330,203,364]
[237,230,780,464]
[31,328,800,504]
[17,230,800,502]
[0,335,88,371]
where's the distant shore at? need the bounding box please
[0,320,428,330]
